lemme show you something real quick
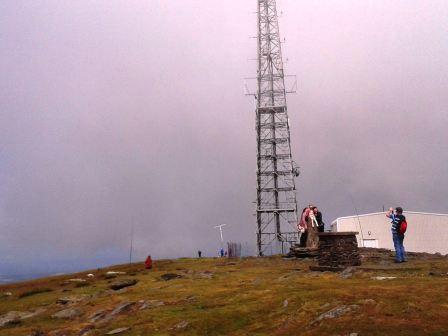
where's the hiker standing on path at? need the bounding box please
[386,206,407,263]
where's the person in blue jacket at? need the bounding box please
[386,206,406,263]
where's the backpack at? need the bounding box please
[399,219,407,234]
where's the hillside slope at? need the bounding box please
[1,249,448,335]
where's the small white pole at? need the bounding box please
[214,224,227,251]
[129,220,134,264]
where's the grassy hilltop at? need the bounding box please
[1,249,448,336]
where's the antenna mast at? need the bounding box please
[214,224,227,249]
[254,0,299,256]
[129,220,134,264]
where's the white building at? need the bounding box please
[331,211,448,254]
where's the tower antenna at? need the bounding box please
[252,0,299,256]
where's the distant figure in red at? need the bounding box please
[145,255,153,269]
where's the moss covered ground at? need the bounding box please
[1,250,448,335]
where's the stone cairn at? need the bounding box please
[310,232,361,271]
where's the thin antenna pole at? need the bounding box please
[129,220,134,264]
[349,194,365,245]
[214,224,227,249]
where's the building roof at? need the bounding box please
[331,211,448,224]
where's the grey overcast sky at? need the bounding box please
[1,0,447,278]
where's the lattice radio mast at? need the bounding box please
[254,0,299,256]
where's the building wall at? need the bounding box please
[331,212,448,254]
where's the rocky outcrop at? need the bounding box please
[88,309,107,323]
[109,279,138,291]
[56,295,87,305]
[52,308,82,320]
[88,301,137,325]
[106,327,130,335]
[311,304,360,325]
[139,300,165,310]
[0,308,46,327]
[160,273,183,281]
[109,302,135,317]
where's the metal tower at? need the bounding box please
[255,0,299,256]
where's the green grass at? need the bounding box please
[17,288,53,299]
[0,253,448,335]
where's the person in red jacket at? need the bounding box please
[145,255,153,269]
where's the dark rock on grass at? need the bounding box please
[56,295,87,305]
[198,271,214,279]
[105,271,126,280]
[109,279,138,291]
[217,262,237,267]
[0,292,12,299]
[63,279,86,284]
[428,270,447,276]
[88,309,107,323]
[106,327,130,334]
[78,324,94,336]
[309,265,345,272]
[29,330,46,336]
[169,321,189,331]
[0,312,21,327]
[160,273,183,281]
[52,308,82,320]
[49,329,74,336]
[139,300,165,310]
[89,302,136,324]
[109,302,136,317]
[311,305,360,325]
[339,267,356,279]
[0,308,47,327]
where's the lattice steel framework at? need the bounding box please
[255,0,299,256]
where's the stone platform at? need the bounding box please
[313,232,361,270]
[286,245,319,259]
